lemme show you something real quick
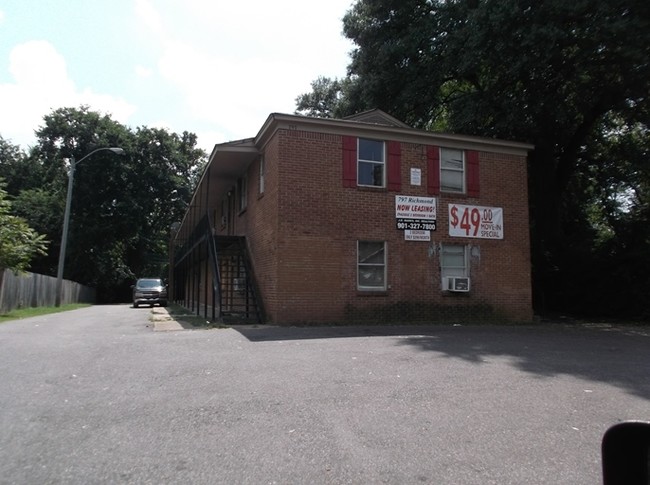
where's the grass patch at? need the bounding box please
[0,304,91,324]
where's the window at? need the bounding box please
[440,244,468,278]
[440,148,465,193]
[237,176,247,212]
[358,138,385,187]
[357,241,386,290]
[259,156,265,194]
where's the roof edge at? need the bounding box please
[255,113,534,155]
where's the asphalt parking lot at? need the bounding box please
[0,304,648,484]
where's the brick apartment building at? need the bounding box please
[170,110,534,325]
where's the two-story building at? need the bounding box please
[170,110,534,325]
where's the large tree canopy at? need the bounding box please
[297,0,650,318]
[0,179,48,273]
[0,107,206,302]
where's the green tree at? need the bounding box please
[0,180,48,272]
[560,112,650,318]
[10,188,63,275]
[0,137,61,275]
[295,76,364,119]
[125,126,205,281]
[0,136,47,195]
[297,0,650,317]
[16,106,207,302]
[29,107,134,295]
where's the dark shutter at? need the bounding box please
[342,135,357,188]
[387,141,401,191]
[466,150,480,197]
[427,145,440,195]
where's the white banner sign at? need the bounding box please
[405,230,431,241]
[449,204,504,239]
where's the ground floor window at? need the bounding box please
[440,244,468,278]
[357,241,386,290]
[440,244,470,291]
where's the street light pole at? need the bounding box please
[55,147,125,307]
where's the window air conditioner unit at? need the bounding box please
[446,277,470,292]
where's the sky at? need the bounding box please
[0,0,355,153]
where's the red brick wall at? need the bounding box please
[234,136,281,321]
[237,128,532,324]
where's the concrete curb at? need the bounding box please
[150,307,184,332]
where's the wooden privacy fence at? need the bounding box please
[0,269,96,314]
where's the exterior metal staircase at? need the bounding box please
[213,236,262,324]
[172,215,263,324]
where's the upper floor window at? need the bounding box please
[426,145,479,197]
[440,148,465,193]
[358,138,385,187]
[219,197,227,226]
[238,176,248,212]
[259,156,265,194]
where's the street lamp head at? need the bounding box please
[109,147,126,155]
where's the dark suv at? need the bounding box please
[132,278,168,308]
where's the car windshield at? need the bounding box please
[137,279,162,288]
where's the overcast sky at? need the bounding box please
[0,0,355,153]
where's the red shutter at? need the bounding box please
[466,150,480,197]
[387,141,401,191]
[427,145,440,195]
[342,135,357,188]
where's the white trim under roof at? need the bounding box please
[255,112,534,156]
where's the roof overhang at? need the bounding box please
[207,138,259,180]
[179,139,259,231]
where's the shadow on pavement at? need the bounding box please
[234,324,441,341]
[234,323,650,401]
